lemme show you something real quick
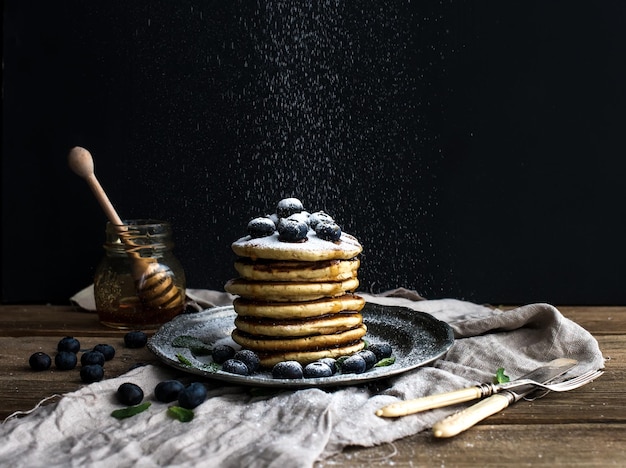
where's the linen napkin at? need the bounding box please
[2,290,605,467]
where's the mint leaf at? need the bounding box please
[494,367,510,384]
[374,356,396,367]
[111,402,151,419]
[172,336,212,356]
[168,406,194,422]
[176,353,193,366]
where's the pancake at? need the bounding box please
[256,341,366,368]
[231,324,367,352]
[234,258,360,282]
[224,277,359,302]
[233,294,366,319]
[234,312,363,337]
[231,231,362,262]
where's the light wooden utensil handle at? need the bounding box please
[432,394,511,438]
[376,387,483,417]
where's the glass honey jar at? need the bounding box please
[94,219,186,329]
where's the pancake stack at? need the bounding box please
[224,198,365,368]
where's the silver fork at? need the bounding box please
[487,368,604,394]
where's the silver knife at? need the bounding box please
[376,358,577,418]
[431,357,578,438]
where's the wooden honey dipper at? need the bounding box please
[68,146,184,311]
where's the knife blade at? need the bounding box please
[376,358,577,418]
[431,357,578,438]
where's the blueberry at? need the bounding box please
[178,382,207,409]
[81,350,106,367]
[221,359,250,376]
[233,349,260,374]
[318,357,338,374]
[29,352,52,371]
[368,342,393,361]
[55,351,78,370]
[93,344,116,361]
[154,380,186,403]
[315,221,342,242]
[287,212,310,225]
[277,218,308,242]
[341,354,367,374]
[303,361,333,378]
[272,361,304,379]
[247,217,276,238]
[80,364,104,383]
[116,382,144,405]
[358,350,377,370]
[124,331,148,348]
[276,198,304,218]
[308,211,334,229]
[57,336,80,353]
[212,344,236,364]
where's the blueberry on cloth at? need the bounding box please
[221,359,250,376]
[93,344,116,361]
[247,217,276,238]
[276,198,304,218]
[117,382,144,406]
[368,342,393,361]
[81,350,106,367]
[155,380,186,403]
[357,350,377,370]
[303,361,333,378]
[55,351,78,370]
[212,344,236,364]
[315,221,341,242]
[57,336,80,353]
[277,218,308,242]
[80,364,104,383]
[29,352,52,371]
[272,361,304,379]
[178,382,207,409]
[233,349,260,373]
[124,331,148,348]
[341,354,367,374]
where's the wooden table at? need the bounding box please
[1,304,624,466]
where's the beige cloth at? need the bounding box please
[3,289,605,467]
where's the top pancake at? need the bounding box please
[231,231,362,261]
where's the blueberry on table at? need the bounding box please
[368,342,393,361]
[29,352,52,371]
[93,344,116,361]
[212,344,236,364]
[178,382,207,409]
[315,221,342,242]
[247,217,276,238]
[272,361,304,379]
[124,331,148,348]
[80,364,104,383]
[57,336,80,353]
[116,382,144,406]
[81,350,106,367]
[55,351,78,370]
[221,359,250,376]
[341,354,367,374]
[357,350,377,370]
[303,361,333,378]
[233,350,260,374]
[276,197,304,218]
[277,218,308,242]
[154,380,186,403]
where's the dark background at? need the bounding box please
[3,1,625,306]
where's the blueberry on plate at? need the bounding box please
[29,352,52,371]
[318,357,338,374]
[247,217,276,238]
[272,361,304,379]
[212,344,236,364]
[303,361,333,378]
[221,359,250,376]
[276,197,304,218]
[81,350,106,367]
[368,342,393,361]
[308,211,334,229]
[233,350,260,374]
[277,218,308,242]
[178,382,207,409]
[55,351,78,370]
[93,344,116,361]
[116,382,144,405]
[80,364,104,383]
[124,331,148,348]
[340,354,367,374]
[315,221,341,242]
[57,336,80,353]
[357,350,377,370]
[155,380,186,403]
